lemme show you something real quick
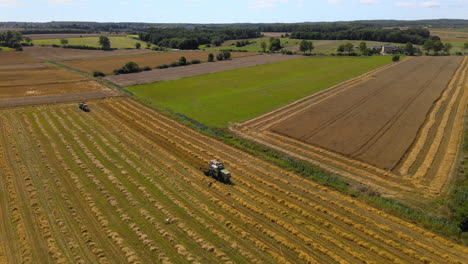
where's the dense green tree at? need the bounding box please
[404,42,415,55]
[423,39,433,52]
[208,53,214,62]
[299,40,309,53]
[179,56,187,65]
[135,42,141,49]
[464,42,468,51]
[146,42,151,49]
[443,43,453,53]
[222,50,231,60]
[358,42,367,53]
[260,41,267,52]
[344,42,354,53]
[269,37,282,52]
[60,38,69,45]
[99,36,111,49]
[432,40,444,53]
[392,55,400,62]
[337,44,345,53]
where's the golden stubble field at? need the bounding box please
[232,56,468,206]
[1,97,467,263]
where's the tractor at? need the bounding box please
[200,159,231,183]
[78,102,90,112]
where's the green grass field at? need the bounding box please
[0,46,14,51]
[128,56,393,127]
[33,36,148,49]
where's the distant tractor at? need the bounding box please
[78,102,90,112]
[200,159,231,183]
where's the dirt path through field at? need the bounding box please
[106,54,303,86]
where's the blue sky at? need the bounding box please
[0,0,466,23]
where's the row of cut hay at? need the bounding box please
[115,98,468,260]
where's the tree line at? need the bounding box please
[139,27,261,50]
[0,31,24,50]
[289,26,432,45]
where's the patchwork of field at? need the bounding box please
[62,51,258,74]
[200,37,301,52]
[0,51,117,105]
[107,54,302,86]
[1,97,467,263]
[33,36,147,49]
[128,56,392,127]
[233,56,467,203]
[430,29,468,42]
[23,46,154,61]
[24,33,128,40]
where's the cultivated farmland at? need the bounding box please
[107,54,303,86]
[33,36,147,49]
[0,97,467,263]
[233,56,467,204]
[128,56,392,127]
[23,46,154,61]
[62,51,258,74]
[0,51,41,65]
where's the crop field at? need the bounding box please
[25,33,128,40]
[430,29,468,42]
[107,54,302,86]
[128,56,392,127]
[232,56,467,204]
[62,51,258,74]
[0,62,107,99]
[23,46,154,61]
[33,36,148,49]
[0,51,41,65]
[1,97,467,263]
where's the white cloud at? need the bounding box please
[360,0,380,4]
[395,2,416,7]
[246,0,290,9]
[421,1,440,7]
[396,0,442,7]
[0,0,24,6]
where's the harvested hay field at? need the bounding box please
[232,56,467,203]
[0,97,466,263]
[0,51,42,65]
[0,63,106,99]
[23,46,154,61]
[62,51,258,74]
[107,54,302,86]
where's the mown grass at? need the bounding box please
[33,36,148,49]
[128,56,393,127]
[0,46,14,51]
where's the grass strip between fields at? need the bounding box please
[33,36,148,49]
[128,56,392,127]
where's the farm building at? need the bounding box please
[371,44,397,54]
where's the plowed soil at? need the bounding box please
[232,56,468,203]
[23,46,154,61]
[0,51,42,65]
[0,97,466,263]
[62,51,258,74]
[272,56,462,170]
[107,54,302,86]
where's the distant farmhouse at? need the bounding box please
[371,44,397,55]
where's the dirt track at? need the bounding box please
[0,97,466,263]
[23,46,155,61]
[106,54,303,86]
[232,56,468,203]
[272,56,462,170]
